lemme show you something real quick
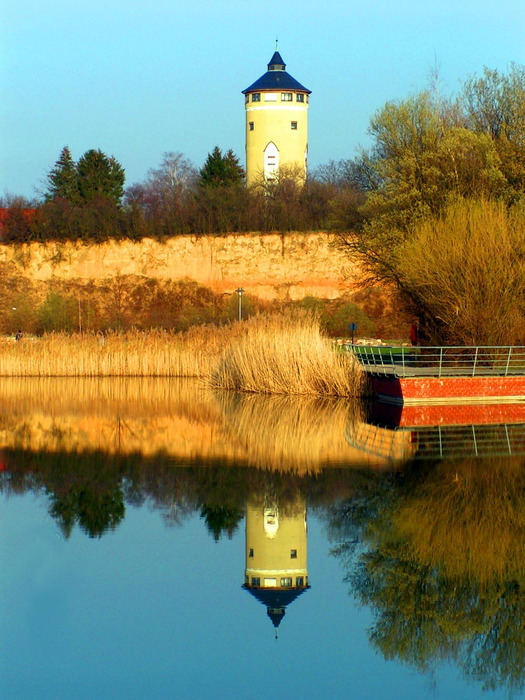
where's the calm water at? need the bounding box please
[0,378,523,699]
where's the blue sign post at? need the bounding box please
[349,322,357,345]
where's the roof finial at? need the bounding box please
[275,37,279,50]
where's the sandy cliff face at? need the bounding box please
[0,232,359,300]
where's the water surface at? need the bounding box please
[0,378,523,699]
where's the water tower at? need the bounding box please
[242,48,311,186]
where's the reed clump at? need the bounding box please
[209,311,363,396]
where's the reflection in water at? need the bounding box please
[243,496,309,636]
[0,377,387,472]
[328,453,525,693]
[348,401,525,464]
[0,378,524,693]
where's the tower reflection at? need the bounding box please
[243,495,309,636]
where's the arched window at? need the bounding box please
[264,142,279,181]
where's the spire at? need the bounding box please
[268,50,286,72]
[267,606,286,630]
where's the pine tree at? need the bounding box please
[76,149,125,204]
[199,147,245,187]
[46,146,79,202]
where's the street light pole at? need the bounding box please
[236,287,244,321]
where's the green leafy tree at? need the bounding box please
[76,149,125,204]
[461,64,525,199]
[329,455,525,693]
[199,147,245,188]
[37,291,77,333]
[338,65,525,342]
[49,486,125,538]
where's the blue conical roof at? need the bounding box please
[268,51,285,70]
[242,51,311,95]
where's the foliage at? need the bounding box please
[338,64,525,342]
[37,291,77,333]
[461,64,525,199]
[200,504,244,541]
[329,455,525,693]
[49,485,125,538]
[45,147,125,206]
[395,198,525,343]
[199,146,245,188]
[46,146,79,203]
[76,149,125,204]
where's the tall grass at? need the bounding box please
[0,312,364,397]
[209,312,363,396]
[0,326,237,378]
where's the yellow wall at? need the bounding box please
[245,91,308,186]
[244,497,308,588]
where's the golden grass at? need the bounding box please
[0,377,387,472]
[0,312,364,398]
[0,326,237,378]
[209,311,364,396]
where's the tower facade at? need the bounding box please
[243,497,309,634]
[242,50,311,187]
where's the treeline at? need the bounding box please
[1,146,364,242]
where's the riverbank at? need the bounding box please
[0,313,363,397]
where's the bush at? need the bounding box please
[396,198,525,344]
[37,292,78,333]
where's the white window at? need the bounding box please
[291,121,297,130]
[281,92,292,101]
[264,142,279,181]
[264,93,277,101]
[296,93,304,103]
[252,93,260,102]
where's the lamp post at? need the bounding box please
[236,287,244,321]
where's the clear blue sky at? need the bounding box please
[2,0,524,199]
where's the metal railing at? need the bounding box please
[345,421,525,462]
[346,345,525,378]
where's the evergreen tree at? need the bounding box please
[199,146,245,187]
[45,146,79,202]
[76,149,125,204]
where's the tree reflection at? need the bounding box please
[200,504,244,542]
[330,456,525,692]
[49,486,125,538]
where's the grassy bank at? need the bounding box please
[0,312,363,397]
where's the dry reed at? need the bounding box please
[0,326,236,378]
[0,313,364,398]
[209,311,364,396]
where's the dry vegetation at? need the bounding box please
[209,312,363,397]
[396,198,525,344]
[0,312,364,397]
